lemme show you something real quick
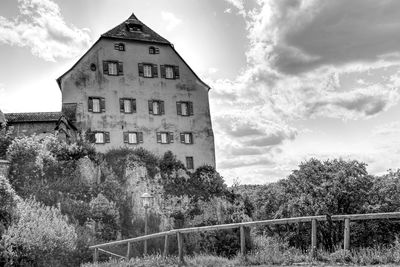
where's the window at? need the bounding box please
[126,23,142,32]
[176,101,193,116]
[123,132,143,144]
[103,61,123,76]
[157,132,174,144]
[180,132,193,144]
[119,98,136,113]
[138,63,158,78]
[149,46,160,54]
[144,65,152,77]
[148,100,165,115]
[88,97,105,113]
[93,131,110,144]
[186,157,194,170]
[165,66,174,79]
[114,43,125,51]
[161,65,179,79]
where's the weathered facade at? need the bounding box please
[57,13,215,169]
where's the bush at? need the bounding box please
[0,129,13,159]
[2,199,77,266]
[0,176,18,234]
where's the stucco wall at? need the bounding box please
[60,39,215,168]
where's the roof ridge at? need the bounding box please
[101,12,170,44]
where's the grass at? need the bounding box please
[82,236,400,266]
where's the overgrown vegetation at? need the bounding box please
[4,131,400,265]
[0,133,238,265]
[81,237,400,266]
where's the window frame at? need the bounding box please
[161,65,179,79]
[92,131,110,144]
[186,157,194,170]
[119,98,136,114]
[180,132,193,144]
[149,46,160,54]
[165,66,174,79]
[103,60,123,76]
[123,131,143,144]
[176,101,193,116]
[148,100,165,115]
[88,97,105,113]
[138,63,158,78]
[156,132,174,144]
[114,43,125,51]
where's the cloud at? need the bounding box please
[0,0,91,62]
[248,0,400,75]
[212,0,400,183]
[224,0,246,17]
[208,67,219,74]
[161,11,182,31]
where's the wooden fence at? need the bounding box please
[89,211,400,264]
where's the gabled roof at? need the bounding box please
[57,12,211,90]
[101,13,170,44]
[5,112,62,123]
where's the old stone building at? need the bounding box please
[4,13,216,170]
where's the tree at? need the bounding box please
[90,194,120,241]
[187,165,228,201]
[255,158,374,250]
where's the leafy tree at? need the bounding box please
[2,199,77,266]
[187,165,228,201]
[254,158,374,250]
[90,194,120,241]
[159,151,187,196]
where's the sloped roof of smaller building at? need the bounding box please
[101,13,170,44]
[5,112,62,123]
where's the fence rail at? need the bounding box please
[89,211,400,264]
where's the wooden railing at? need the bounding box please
[89,211,400,264]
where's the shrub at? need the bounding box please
[0,129,13,159]
[2,198,77,266]
[0,176,18,234]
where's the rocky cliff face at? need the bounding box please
[0,160,9,178]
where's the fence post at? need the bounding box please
[126,242,131,260]
[177,231,184,264]
[93,248,99,263]
[311,219,317,258]
[344,218,350,250]
[240,226,245,256]
[163,234,168,258]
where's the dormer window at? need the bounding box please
[149,46,160,54]
[114,43,125,51]
[126,22,142,32]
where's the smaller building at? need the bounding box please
[4,112,77,142]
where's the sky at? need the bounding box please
[1,0,400,185]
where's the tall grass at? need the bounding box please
[82,236,400,266]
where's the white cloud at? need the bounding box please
[224,0,247,17]
[0,0,91,62]
[208,67,219,74]
[211,0,400,183]
[161,11,182,32]
[224,8,232,14]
